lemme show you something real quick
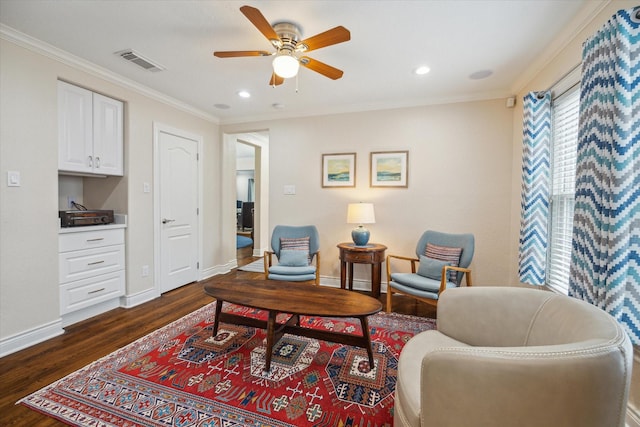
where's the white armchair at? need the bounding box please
[394,286,633,427]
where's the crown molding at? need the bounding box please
[0,24,220,124]
[510,0,611,94]
[218,89,510,126]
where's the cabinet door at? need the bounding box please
[93,93,124,176]
[58,81,93,173]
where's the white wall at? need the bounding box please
[0,39,60,345]
[0,37,222,348]
[223,98,515,286]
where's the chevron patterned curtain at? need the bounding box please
[569,7,640,345]
[518,92,551,285]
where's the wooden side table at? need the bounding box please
[337,242,387,298]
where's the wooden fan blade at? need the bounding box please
[269,73,284,86]
[300,57,344,80]
[240,5,280,43]
[298,26,350,52]
[214,50,272,58]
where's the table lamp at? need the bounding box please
[347,202,375,246]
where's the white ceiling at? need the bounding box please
[0,0,605,124]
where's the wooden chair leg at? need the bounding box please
[386,287,392,313]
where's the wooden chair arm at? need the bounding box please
[439,266,473,293]
[386,254,420,282]
[314,251,320,286]
[387,254,419,263]
[263,251,274,278]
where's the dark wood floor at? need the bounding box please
[0,254,435,426]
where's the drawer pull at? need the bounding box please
[86,238,105,242]
[87,260,105,266]
[88,288,106,294]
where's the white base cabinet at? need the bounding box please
[59,227,125,325]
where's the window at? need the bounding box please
[546,86,580,294]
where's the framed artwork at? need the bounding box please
[370,151,409,187]
[322,153,356,188]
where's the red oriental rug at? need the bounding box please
[19,302,435,426]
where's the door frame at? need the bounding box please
[153,122,203,293]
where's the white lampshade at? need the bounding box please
[347,203,376,224]
[272,53,300,78]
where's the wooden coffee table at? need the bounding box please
[204,279,383,371]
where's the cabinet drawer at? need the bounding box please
[345,252,376,263]
[59,244,124,283]
[60,270,124,315]
[59,228,124,252]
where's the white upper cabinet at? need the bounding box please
[92,93,124,175]
[58,81,123,176]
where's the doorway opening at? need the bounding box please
[236,141,255,259]
[226,131,269,264]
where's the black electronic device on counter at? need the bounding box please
[59,210,115,227]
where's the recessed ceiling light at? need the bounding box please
[237,90,251,98]
[214,103,230,109]
[414,65,430,75]
[469,70,493,80]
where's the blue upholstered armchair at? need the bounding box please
[386,230,474,313]
[264,225,320,285]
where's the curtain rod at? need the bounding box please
[535,62,582,99]
[545,63,582,93]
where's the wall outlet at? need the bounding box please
[142,265,149,277]
[67,196,76,209]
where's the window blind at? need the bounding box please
[547,87,580,294]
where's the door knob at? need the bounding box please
[162,218,175,224]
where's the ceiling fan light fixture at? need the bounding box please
[272,52,300,78]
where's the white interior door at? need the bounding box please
[158,128,199,293]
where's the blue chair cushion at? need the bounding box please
[391,272,457,292]
[278,249,309,267]
[389,273,459,300]
[269,265,316,276]
[268,273,318,282]
[389,279,441,300]
[417,255,451,280]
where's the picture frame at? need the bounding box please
[322,153,356,188]
[370,151,409,187]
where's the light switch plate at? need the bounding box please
[284,185,296,195]
[7,171,20,187]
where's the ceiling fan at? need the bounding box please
[213,5,350,86]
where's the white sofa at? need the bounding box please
[394,286,633,427]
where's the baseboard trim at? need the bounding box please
[120,288,159,309]
[200,260,237,280]
[319,276,388,294]
[61,298,121,327]
[0,319,64,358]
[0,274,378,358]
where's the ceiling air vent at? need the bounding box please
[115,49,165,72]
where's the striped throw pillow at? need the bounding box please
[280,237,311,264]
[425,243,462,284]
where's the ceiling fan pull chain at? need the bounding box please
[296,73,299,93]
